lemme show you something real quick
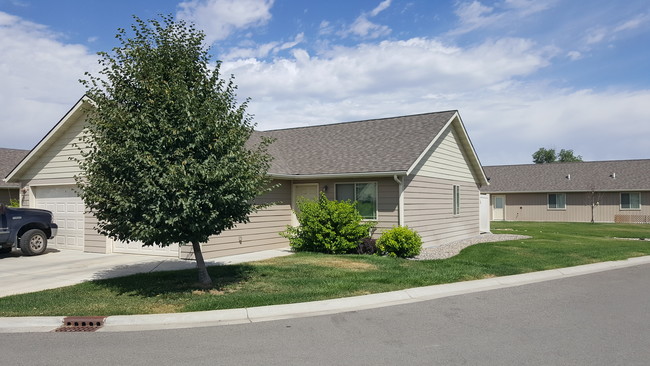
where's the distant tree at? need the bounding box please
[76,15,273,286]
[532,147,583,164]
[557,149,583,162]
[532,147,556,164]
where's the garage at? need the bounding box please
[32,185,85,250]
[112,238,179,257]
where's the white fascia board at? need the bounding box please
[269,171,407,180]
[405,114,454,177]
[5,96,91,183]
[483,189,650,194]
[452,112,490,187]
[405,111,489,187]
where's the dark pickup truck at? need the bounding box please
[0,205,58,256]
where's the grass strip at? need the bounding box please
[1,222,649,317]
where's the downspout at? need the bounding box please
[393,174,404,227]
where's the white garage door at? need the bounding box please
[32,185,85,250]
[112,238,179,257]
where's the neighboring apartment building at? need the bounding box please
[482,160,650,223]
[0,147,29,205]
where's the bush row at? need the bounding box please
[280,193,422,258]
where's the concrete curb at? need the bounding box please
[2,256,650,333]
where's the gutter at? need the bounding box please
[269,171,407,180]
[393,174,405,227]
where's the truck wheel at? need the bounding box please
[20,229,48,256]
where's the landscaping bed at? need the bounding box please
[0,221,649,317]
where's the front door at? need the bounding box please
[492,195,505,221]
[291,183,319,225]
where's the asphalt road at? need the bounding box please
[2,264,649,366]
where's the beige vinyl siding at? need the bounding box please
[292,177,399,236]
[500,192,650,222]
[410,125,476,183]
[402,123,482,246]
[21,113,87,182]
[183,180,293,260]
[404,175,479,246]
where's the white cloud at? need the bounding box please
[219,34,647,165]
[177,0,274,45]
[0,11,97,149]
[450,0,552,35]
[370,0,392,17]
[339,0,392,39]
[585,13,649,46]
[567,50,582,60]
[221,32,304,60]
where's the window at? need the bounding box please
[548,193,566,209]
[453,185,460,215]
[335,182,377,220]
[621,192,641,210]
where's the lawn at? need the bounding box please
[1,221,649,317]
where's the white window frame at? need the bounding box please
[547,193,566,210]
[453,185,460,216]
[334,182,378,220]
[620,192,641,210]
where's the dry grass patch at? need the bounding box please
[310,257,377,271]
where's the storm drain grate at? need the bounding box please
[54,316,106,332]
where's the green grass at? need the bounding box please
[1,222,649,317]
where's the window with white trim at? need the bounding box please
[453,185,460,215]
[621,192,641,210]
[335,182,377,220]
[548,193,566,209]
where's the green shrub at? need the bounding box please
[280,193,376,254]
[376,226,422,258]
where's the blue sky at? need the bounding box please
[1,0,649,165]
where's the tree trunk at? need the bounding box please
[192,241,213,286]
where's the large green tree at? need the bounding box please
[76,15,273,285]
[532,147,583,164]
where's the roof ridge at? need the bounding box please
[484,158,650,168]
[257,110,458,133]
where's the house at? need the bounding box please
[482,160,650,223]
[6,96,488,259]
[0,147,29,205]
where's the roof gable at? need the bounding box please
[9,97,487,185]
[255,110,487,185]
[6,96,91,183]
[482,160,650,193]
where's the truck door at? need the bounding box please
[0,205,9,243]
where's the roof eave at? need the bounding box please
[269,171,407,180]
[6,95,91,183]
[405,111,489,186]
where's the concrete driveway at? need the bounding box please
[0,247,292,297]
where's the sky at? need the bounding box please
[1,0,649,166]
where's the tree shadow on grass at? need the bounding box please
[89,262,255,298]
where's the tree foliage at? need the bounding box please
[76,15,273,285]
[532,147,583,164]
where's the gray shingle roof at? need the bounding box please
[1,148,29,187]
[252,111,457,176]
[482,160,650,193]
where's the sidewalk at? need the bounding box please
[1,250,649,333]
[0,248,293,297]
